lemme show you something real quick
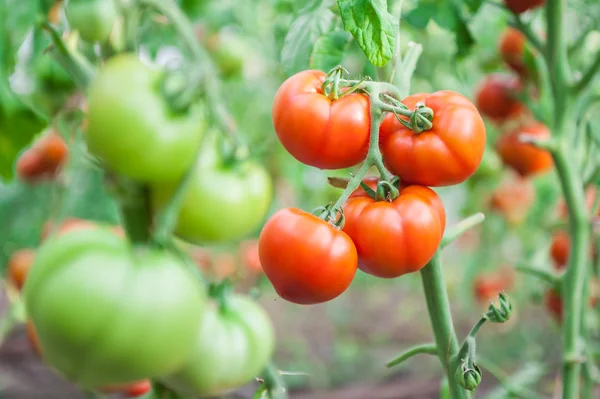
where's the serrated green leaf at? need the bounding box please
[280,7,335,76]
[337,0,398,67]
[310,31,351,72]
[403,3,437,29]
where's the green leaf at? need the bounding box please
[463,0,485,13]
[280,7,336,76]
[403,3,437,29]
[454,17,475,58]
[0,85,48,181]
[433,2,458,31]
[337,0,398,67]
[310,31,351,71]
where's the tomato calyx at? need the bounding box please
[312,204,345,229]
[375,180,399,201]
[208,280,234,312]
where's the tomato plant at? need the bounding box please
[164,295,274,396]
[23,228,206,387]
[65,0,118,43]
[474,74,526,123]
[496,122,553,177]
[86,54,207,182]
[473,268,515,303]
[272,70,370,170]
[380,91,486,187]
[151,136,272,243]
[259,208,357,304]
[342,185,446,278]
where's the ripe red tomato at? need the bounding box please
[342,185,446,278]
[7,249,36,291]
[473,267,515,302]
[499,28,527,76]
[504,0,545,14]
[549,230,596,271]
[272,70,370,169]
[17,131,68,183]
[496,122,553,177]
[544,289,563,322]
[550,230,570,270]
[489,173,535,225]
[475,74,526,123]
[258,208,358,304]
[380,91,486,187]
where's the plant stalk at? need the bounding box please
[420,253,470,399]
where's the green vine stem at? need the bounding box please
[420,252,470,399]
[386,343,437,368]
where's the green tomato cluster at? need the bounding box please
[24,228,276,395]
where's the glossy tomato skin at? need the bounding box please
[164,295,274,396]
[504,0,545,14]
[151,136,272,243]
[87,54,206,182]
[380,91,486,187]
[343,185,446,278]
[272,70,370,169]
[23,228,205,388]
[475,74,525,122]
[259,208,358,304]
[499,28,526,76]
[496,122,553,177]
[66,0,118,43]
[7,249,36,291]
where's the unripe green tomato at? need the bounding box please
[163,295,275,397]
[205,31,246,78]
[23,228,206,388]
[151,137,272,243]
[86,54,207,182]
[66,0,118,43]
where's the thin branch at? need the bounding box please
[574,50,600,94]
[509,15,544,55]
[441,213,485,248]
[386,343,438,368]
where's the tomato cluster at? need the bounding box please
[13,43,276,394]
[264,69,486,304]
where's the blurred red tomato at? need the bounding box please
[489,173,535,225]
[239,240,262,274]
[499,28,527,76]
[475,74,526,123]
[473,267,515,303]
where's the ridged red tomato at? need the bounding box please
[380,91,486,187]
[272,70,370,169]
[342,185,446,278]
